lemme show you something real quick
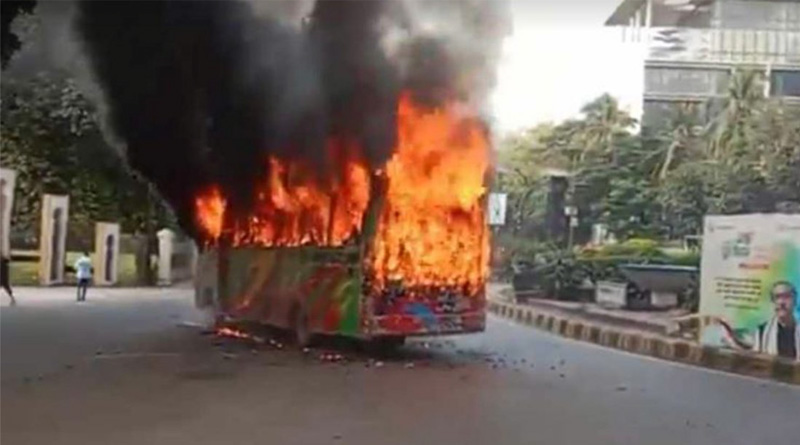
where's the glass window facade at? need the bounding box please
[716,0,800,31]
[645,66,731,96]
[770,69,800,97]
[642,99,720,129]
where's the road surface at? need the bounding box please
[2,287,799,445]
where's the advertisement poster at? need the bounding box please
[699,214,800,361]
[488,193,507,226]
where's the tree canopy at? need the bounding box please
[0,73,175,244]
[498,69,800,242]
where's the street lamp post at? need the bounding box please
[564,206,578,249]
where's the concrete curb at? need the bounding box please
[488,300,800,385]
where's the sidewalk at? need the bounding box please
[487,283,800,385]
[488,283,688,337]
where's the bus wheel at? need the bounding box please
[291,305,313,348]
[367,336,406,354]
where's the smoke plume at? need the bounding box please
[73,0,510,238]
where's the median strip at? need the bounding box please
[488,299,800,385]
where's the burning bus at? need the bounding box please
[193,93,491,346]
[72,0,509,347]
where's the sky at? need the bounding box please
[491,0,646,134]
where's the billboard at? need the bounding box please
[699,214,800,361]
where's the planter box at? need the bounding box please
[595,281,627,308]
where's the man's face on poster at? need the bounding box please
[771,283,797,325]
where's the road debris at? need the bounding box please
[319,353,346,363]
[177,321,206,329]
[215,327,266,345]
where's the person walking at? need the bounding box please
[74,252,92,302]
[1,256,15,306]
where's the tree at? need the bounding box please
[497,124,562,236]
[707,69,765,159]
[1,0,36,69]
[497,96,645,241]
[0,73,175,244]
[498,72,799,246]
[653,103,704,181]
[577,94,637,164]
[744,101,800,212]
[657,161,723,237]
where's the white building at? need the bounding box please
[606,0,800,128]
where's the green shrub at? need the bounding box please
[583,238,662,258]
[662,250,700,267]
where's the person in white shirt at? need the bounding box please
[755,282,799,360]
[74,252,93,302]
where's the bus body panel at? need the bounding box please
[196,246,486,339]
[196,247,364,337]
[196,245,486,339]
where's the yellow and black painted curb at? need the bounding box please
[488,300,800,385]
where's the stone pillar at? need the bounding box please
[0,168,17,258]
[39,194,70,285]
[157,228,175,285]
[94,222,120,286]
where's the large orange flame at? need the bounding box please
[366,93,490,296]
[194,92,490,296]
[195,140,370,247]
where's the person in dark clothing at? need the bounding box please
[1,256,15,306]
[756,281,798,360]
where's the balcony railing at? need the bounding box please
[641,27,800,65]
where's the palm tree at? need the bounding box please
[578,94,637,164]
[707,69,765,158]
[655,102,703,181]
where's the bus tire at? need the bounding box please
[368,336,406,353]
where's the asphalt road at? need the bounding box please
[2,287,799,445]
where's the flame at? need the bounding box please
[215,326,264,343]
[194,91,490,297]
[195,186,226,240]
[366,93,490,296]
[195,141,370,246]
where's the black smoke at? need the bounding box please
[73,0,510,239]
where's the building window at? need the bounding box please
[771,70,800,97]
[642,99,717,130]
[645,66,731,96]
[718,0,800,31]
